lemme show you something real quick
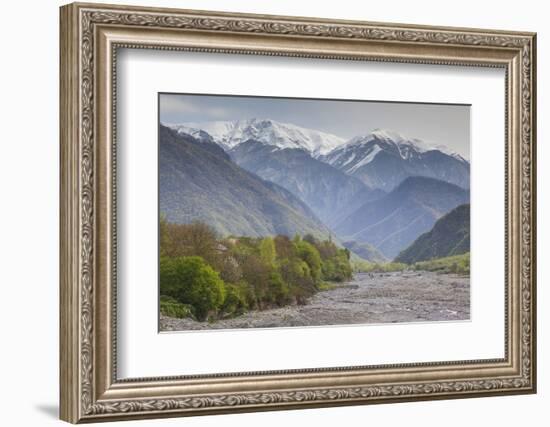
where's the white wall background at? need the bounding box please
[0,0,545,425]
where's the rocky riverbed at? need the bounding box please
[160,271,470,331]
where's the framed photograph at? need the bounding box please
[60,2,537,423]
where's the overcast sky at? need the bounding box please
[159,93,470,159]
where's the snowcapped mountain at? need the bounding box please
[159,125,331,239]
[320,129,470,191]
[229,140,384,227]
[325,128,466,165]
[167,118,345,156]
[166,120,469,192]
[165,124,216,144]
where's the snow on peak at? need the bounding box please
[343,128,463,160]
[169,118,345,155]
[370,128,407,144]
[323,128,468,172]
[347,145,382,173]
[166,123,212,141]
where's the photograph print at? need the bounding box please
[158,93,471,332]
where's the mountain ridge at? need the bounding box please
[334,176,470,258]
[168,118,345,155]
[395,203,470,264]
[159,124,332,239]
[321,130,470,191]
[229,139,384,227]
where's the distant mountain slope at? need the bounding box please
[395,204,470,264]
[342,241,388,263]
[159,125,331,238]
[334,176,469,258]
[320,129,470,191]
[168,118,344,156]
[229,140,384,227]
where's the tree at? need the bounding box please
[295,240,322,283]
[239,253,271,309]
[321,250,353,282]
[259,237,276,267]
[161,221,219,264]
[160,256,226,321]
[159,215,170,257]
[268,272,290,305]
[316,240,338,260]
[274,235,294,259]
[303,234,318,246]
[279,258,315,304]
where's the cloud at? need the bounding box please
[159,95,201,115]
[160,95,233,121]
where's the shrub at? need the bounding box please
[221,283,249,317]
[413,253,470,275]
[159,296,195,319]
[352,261,407,273]
[160,256,226,321]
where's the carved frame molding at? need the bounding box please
[60,2,536,423]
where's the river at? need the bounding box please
[160,271,470,331]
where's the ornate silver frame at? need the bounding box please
[60,2,536,423]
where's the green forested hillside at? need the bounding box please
[395,204,470,264]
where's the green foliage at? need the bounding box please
[159,296,195,319]
[353,253,469,276]
[412,253,470,275]
[320,248,353,282]
[160,255,226,321]
[267,272,291,305]
[239,252,271,308]
[259,237,277,267]
[353,260,408,273]
[159,222,354,321]
[295,239,322,283]
[279,258,315,304]
[220,282,249,317]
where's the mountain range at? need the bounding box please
[229,140,383,226]
[159,125,331,239]
[333,176,469,258]
[169,118,344,156]
[320,129,470,191]
[395,203,470,264]
[163,119,470,260]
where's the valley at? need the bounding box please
[160,271,470,330]
[158,112,471,330]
